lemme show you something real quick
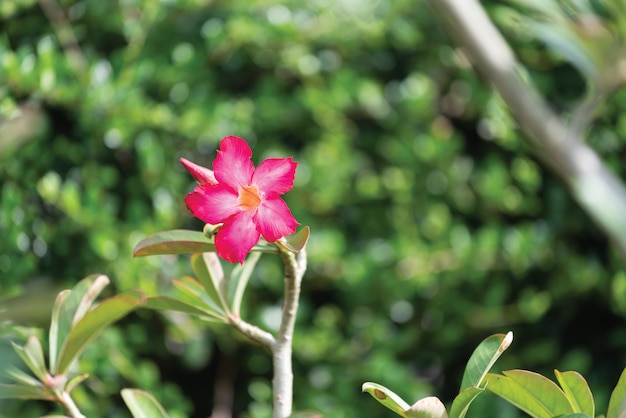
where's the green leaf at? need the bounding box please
[0,383,53,400]
[55,290,146,375]
[362,382,411,417]
[228,251,261,315]
[485,370,573,418]
[121,388,170,418]
[191,253,229,313]
[405,396,448,418]
[7,366,44,387]
[144,295,224,322]
[11,336,47,382]
[65,373,89,393]
[50,274,110,373]
[554,370,594,417]
[607,367,626,418]
[553,414,591,418]
[133,229,216,257]
[449,387,484,418]
[281,226,310,253]
[460,331,513,390]
[172,277,226,317]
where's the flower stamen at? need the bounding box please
[238,184,261,211]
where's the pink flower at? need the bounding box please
[181,136,299,263]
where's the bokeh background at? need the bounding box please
[2,0,626,417]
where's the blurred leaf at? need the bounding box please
[485,370,573,417]
[7,367,43,387]
[121,388,170,418]
[554,370,594,417]
[607,367,626,418]
[11,336,47,382]
[553,414,591,418]
[0,383,51,400]
[133,230,216,257]
[460,331,513,390]
[405,396,448,418]
[449,387,484,418]
[50,275,110,373]
[144,296,224,322]
[281,226,311,253]
[55,290,146,375]
[228,251,261,315]
[172,277,226,318]
[65,373,90,394]
[362,382,411,417]
[191,253,229,313]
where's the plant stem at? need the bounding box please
[272,245,307,418]
[428,0,626,263]
[59,391,86,418]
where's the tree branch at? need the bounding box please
[428,0,626,263]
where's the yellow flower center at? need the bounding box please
[238,184,261,211]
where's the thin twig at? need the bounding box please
[428,0,626,263]
[227,314,276,348]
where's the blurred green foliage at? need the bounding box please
[2,0,626,417]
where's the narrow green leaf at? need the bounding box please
[449,387,484,418]
[405,396,448,418]
[607,367,626,418]
[553,414,591,418]
[7,367,43,387]
[65,373,90,393]
[121,388,170,418]
[55,290,146,375]
[49,290,70,374]
[0,383,53,400]
[228,251,261,315]
[144,296,224,322]
[50,274,110,373]
[191,253,229,313]
[172,277,226,317]
[281,226,310,253]
[133,229,216,257]
[460,331,513,390]
[555,370,594,417]
[11,336,47,382]
[362,382,410,417]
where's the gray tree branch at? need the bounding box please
[428,0,626,263]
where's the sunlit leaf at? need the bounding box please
[144,295,224,322]
[607,367,626,418]
[555,370,594,417]
[191,253,229,313]
[172,277,226,317]
[449,387,484,418]
[362,382,411,417]
[460,331,513,390]
[133,229,216,257]
[65,373,89,393]
[405,396,448,418]
[121,388,170,418]
[0,383,53,400]
[11,336,47,382]
[55,290,146,375]
[485,370,572,418]
[281,226,310,253]
[228,251,261,315]
[50,275,109,373]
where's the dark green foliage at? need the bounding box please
[2,0,626,417]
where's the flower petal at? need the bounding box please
[216,212,260,263]
[185,184,239,224]
[213,136,255,190]
[254,197,299,242]
[252,157,297,196]
[180,158,217,185]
